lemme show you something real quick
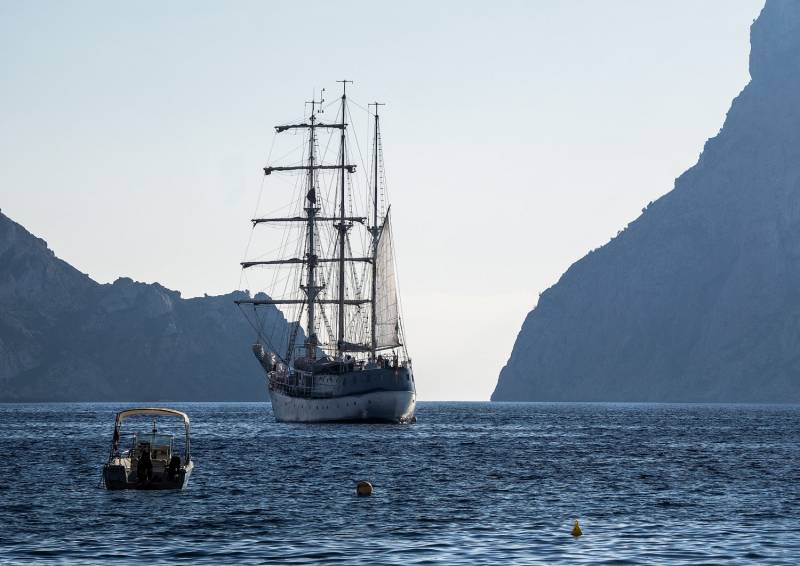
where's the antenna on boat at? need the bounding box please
[152,418,157,433]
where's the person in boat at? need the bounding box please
[377,354,384,368]
[112,426,120,456]
[137,444,153,485]
[167,455,181,481]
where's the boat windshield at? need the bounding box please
[133,433,173,461]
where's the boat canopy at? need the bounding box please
[115,407,190,426]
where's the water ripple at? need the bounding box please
[0,402,798,564]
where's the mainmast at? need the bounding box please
[336,80,352,356]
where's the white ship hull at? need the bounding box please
[269,388,416,423]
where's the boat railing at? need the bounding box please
[269,371,340,398]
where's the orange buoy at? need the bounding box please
[571,519,583,537]
[356,480,373,497]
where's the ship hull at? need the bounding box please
[266,366,416,423]
[269,388,415,423]
[102,460,193,490]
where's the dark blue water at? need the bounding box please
[1,402,798,564]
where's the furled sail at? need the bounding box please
[374,212,400,349]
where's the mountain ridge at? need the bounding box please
[492,0,800,402]
[0,210,286,401]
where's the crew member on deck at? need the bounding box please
[137,445,152,485]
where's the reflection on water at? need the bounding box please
[1,402,798,564]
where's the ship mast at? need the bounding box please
[303,95,321,359]
[236,87,370,362]
[336,80,352,356]
[369,102,384,357]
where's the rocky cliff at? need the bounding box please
[0,211,290,401]
[493,1,800,402]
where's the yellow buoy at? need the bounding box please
[571,519,583,537]
[356,480,373,497]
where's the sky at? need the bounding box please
[1,0,764,400]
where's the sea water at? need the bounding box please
[0,402,798,564]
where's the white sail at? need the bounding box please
[374,212,400,349]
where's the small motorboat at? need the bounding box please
[102,407,194,490]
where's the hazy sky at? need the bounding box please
[1,0,764,400]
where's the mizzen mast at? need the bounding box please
[369,102,385,357]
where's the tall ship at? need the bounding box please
[236,82,416,423]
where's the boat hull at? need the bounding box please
[269,387,416,423]
[102,460,194,490]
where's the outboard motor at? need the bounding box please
[252,343,277,372]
